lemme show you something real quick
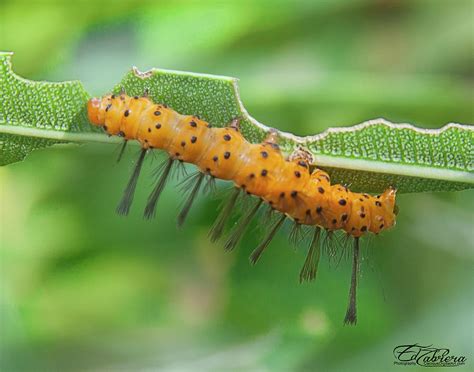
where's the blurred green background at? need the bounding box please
[1,0,473,371]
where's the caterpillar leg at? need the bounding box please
[263,129,279,147]
[299,227,322,283]
[249,213,286,265]
[344,237,360,325]
[323,230,339,262]
[209,187,241,243]
[144,157,175,219]
[177,172,206,227]
[203,175,217,195]
[229,117,241,131]
[116,148,147,216]
[224,198,263,251]
[116,140,128,163]
[288,221,307,247]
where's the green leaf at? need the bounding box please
[0,51,113,165]
[1,51,473,193]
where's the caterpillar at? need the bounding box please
[87,91,398,325]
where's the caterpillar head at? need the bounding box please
[87,97,104,125]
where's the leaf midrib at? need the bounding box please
[2,123,472,184]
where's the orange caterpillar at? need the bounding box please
[88,92,398,325]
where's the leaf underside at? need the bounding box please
[0,51,473,193]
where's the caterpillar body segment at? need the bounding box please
[87,92,398,324]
